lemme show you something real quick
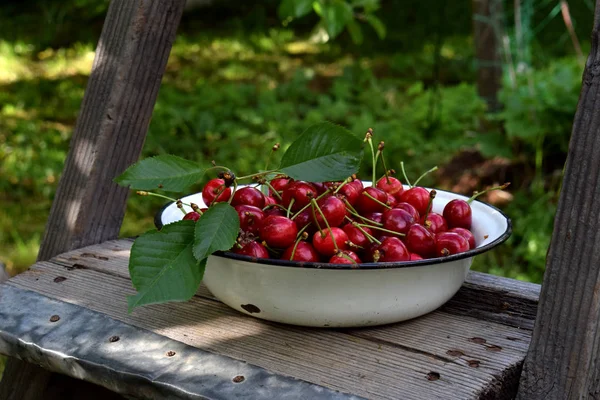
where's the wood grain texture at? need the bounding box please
[37,0,185,262]
[5,239,540,400]
[517,5,600,399]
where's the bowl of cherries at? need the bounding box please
[156,175,511,328]
[119,122,511,327]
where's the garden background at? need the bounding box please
[0,1,592,293]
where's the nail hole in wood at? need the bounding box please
[49,315,60,322]
[232,375,245,383]
[426,371,440,381]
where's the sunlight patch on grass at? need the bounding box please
[0,41,94,84]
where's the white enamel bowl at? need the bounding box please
[156,186,511,328]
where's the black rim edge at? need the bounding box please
[154,191,513,270]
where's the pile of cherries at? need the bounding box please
[180,173,503,265]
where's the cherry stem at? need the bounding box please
[296,224,311,239]
[209,185,228,207]
[422,189,437,221]
[350,220,381,244]
[333,178,351,194]
[261,240,281,255]
[363,192,392,209]
[366,136,377,186]
[467,182,511,203]
[264,143,280,171]
[311,199,340,251]
[400,162,412,187]
[377,148,390,184]
[263,203,288,212]
[356,223,405,237]
[337,251,357,264]
[137,191,190,214]
[290,189,331,220]
[288,232,307,261]
[286,198,295,218]
[263,180,282,200]
[205,165,231,174]
[412,166,438,187]
[343,199,384,226]
[228,181,237,204]
[235,169,280,181]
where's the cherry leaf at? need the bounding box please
[193,203,240,261]
[279,121,363,182]
[127,220,205,312]
[115,154,205,192]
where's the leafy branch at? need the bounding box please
[115,122,364,311]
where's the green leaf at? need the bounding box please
[127,220,205,311]
[279,121,363,182]
[115,154,205,192]
[321,0,353,38]
[278,0,314,19]
[193,203,240,261]
[346,20,364,44]
[365,14,386,39]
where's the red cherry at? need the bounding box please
[259,215,298,248]
[312,196,346,228]
[234,205,265,235]
[362,212,383,226]
[375,237,410,262]
[312,182,328,195]
[263,196,277,206]
[231,187,265,208]
[394,202,420,221]
[182,211,201,221]
[382,208,415,235]
[202,178,232,205]
[312,228,349,257]
[410,253,423,261]
[264,206,286,217]
[269,177,291,196]
[386,193,397,208]
[233,241,269,258]
[399,187,430,216]
[335,183,360,206]
[421,212,448,234]
[355,187,388,214]
[376,176,404,196]
[405,224,436,258]
[281,241,320,262]
[343,224,372,248]
[443,199,472,229]
[449,227,476,250]
[435,232,470,257]
[348,179,364,192]
[292,209,318,236]
[329,250,362,264]
[281,181,317,212]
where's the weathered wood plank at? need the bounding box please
[517,5,600,399]
[4,240,538,400]
[37,0,185,262]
